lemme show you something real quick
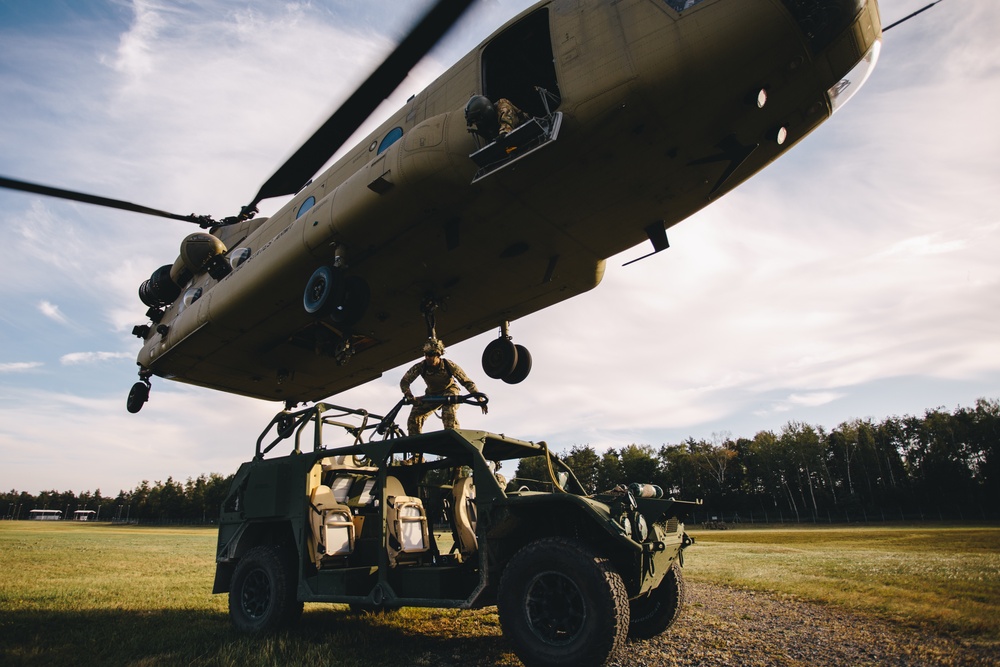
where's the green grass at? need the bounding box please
[1,522,997,666]
[684,525,1000,638]
[0,522,517,667]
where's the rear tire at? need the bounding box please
[628,561,685,639]
[498,537,629,667]
[229,545,302,634]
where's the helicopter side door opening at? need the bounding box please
[467,8,563,182]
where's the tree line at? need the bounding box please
[517,397,999,522]
[2,473,233,523]
[4,398,997,524]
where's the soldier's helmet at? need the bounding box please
[423,338,446,356]
[465,95,498,140]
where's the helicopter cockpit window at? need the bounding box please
[296,196,316,220]
[663,0,707,11]
[377,127,403,155]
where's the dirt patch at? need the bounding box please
[611,581,998,667]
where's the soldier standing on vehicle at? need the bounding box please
[400,338,487,435]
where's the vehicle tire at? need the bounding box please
[498,537,629,667]
[502,344,532,384]
[482,338,518,379]
[628,561,685,640]
[303,265,346,316]
[229,545,302,634]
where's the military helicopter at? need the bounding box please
[1,0,885,413]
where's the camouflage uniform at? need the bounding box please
[496,98,529,136]
[400,357,480,436]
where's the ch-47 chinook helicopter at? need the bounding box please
[1,0,885,413]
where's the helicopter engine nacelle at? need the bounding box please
[138,264,181,308]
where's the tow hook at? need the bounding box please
[642,541,666,553]
[678,532,694,566]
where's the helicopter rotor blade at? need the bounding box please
[246,0,475,212]
[0,175,214,227]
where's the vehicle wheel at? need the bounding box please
[628,561,685,640]
[498,537,629,667]
[229,545,302,634]
[303,265,346,316]
[482,338,517,379]
[502,344,532,384]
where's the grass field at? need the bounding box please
[1,522,997,666]
[683,525,1000,638]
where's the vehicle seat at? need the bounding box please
[309,484,355,567]
[329,474,355,504]
[452,476,478,562]
[385,475,429,567]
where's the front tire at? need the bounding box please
[628,561,685,640]
[498,538,629,667]
[229,545,302,634]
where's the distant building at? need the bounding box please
[28,509,62,521]
[73,510,97,521]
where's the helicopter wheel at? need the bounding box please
[126,381,150,414]
[503,344,532,384]
[482,338,518,379]
[303,265,346,317]
[330,275,370,326]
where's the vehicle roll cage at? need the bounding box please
[255,393,489,460]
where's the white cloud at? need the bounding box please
[60,351,134,365]
[38,300,69,325]
[0,362,43,373]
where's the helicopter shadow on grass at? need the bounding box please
[0,606,517,667]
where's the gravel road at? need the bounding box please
[611,581,997,667]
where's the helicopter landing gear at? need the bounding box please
[303,265,370,326]
[126,372,152,414]
[482,322,532,384]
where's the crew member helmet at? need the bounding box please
[423,338,446,356]
[465,95,499,140]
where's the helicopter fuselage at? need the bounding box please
[135,0,882,403]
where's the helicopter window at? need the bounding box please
[377,127,403,154]
[229,248,251,269]
[296,196,316,220]
[179,287,202,312]
[482,8,560,119]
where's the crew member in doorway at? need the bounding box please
[496,98,529,136]
[400,338,487,435]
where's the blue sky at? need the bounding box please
[1,0,998,495]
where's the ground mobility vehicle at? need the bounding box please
[213,397,699,666]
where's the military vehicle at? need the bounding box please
[213,396,699,667]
